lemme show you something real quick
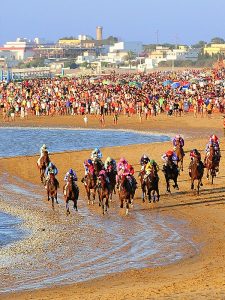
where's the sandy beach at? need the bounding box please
[1,113,225,299]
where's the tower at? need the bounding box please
[96,26,103,41]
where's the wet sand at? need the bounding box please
[1,114,225,299]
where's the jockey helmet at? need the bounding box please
[143,154,148,159]
[166,150,173,156]
[175,134,180,139]
[49,162,53,167]
[106,156,112,162]
[211,134,218,141]
[119,157,126,163]
[42,144,47,149]
[150,159,155,165]
[87,159,92,164]
[94,148,99,152]
[69,169,73,175]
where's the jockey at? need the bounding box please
[205,135,221,158]
[116,157,128,187]
[91,148,103,161]
[64,168,78,182]
[144,159,159,180]
[140,154,150,170]
[126,163,137,191]
[173,134,184,148]
[189,149,204,176]
[37,144,49,167]
[161,150,178,166]
[45,162,58,187]
[81,159,94,183]
[64,168,78,195]
[104,156,117,173]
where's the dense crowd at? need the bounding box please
[1,68,225,121]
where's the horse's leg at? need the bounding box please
[92,189,95,205]
[181,158,183,172]
[206,167,209,180]
[125,199,129,216]
[47,190,50,201]
[156,187,160,202]
[74,200,78,211]
[51,196,54,209]
[55,192,59,204]
[166,178,171,193]
[197,179,200,194]
[86,188,91,205]
[66,200,70,215]
[148,188,152,203]
[191,178,194,190]
[120,196,123,208]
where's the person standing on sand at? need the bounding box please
[84,114,88,127]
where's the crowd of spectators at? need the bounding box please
[0,68,225,122]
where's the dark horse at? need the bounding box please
[140,166,160,203]
[106,165,117,200]
[189,157,204,194]
[84,171,97,205]
[46,173,59,209]
[205,144,218,184]
[163,157,179,193]
[38,151,50,183]
[93,158,104,176]
[63,175,79,215]
[118,175,134,215]
[175,140,185,171]
[97,174,110,215]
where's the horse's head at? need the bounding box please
[49,173,55,180]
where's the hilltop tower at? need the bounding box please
[96,26,103,41]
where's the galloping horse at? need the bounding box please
[175,140,185,171]
[205,144,218,184]
[46,173,59,209]
[97,174,110,215]
[118,175,134,215]
[163,157,179,193]
[64,175,79,215]
[140,166,160,203]
[189,157,204,194]
[38,151,50,183]
[106,165,117,200]
[93,158,104,176]
[84,171,97,205]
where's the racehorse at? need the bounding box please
[163,157,179,193]
[118,175,134,215]
[46,173,59,209]
[97,174,110,215]
[175,140,185,171]
[205,144,218,184]
[106,165,117,200]
[64,175,79,215]
[189,157,204,194]
[84,172,97,205]
[140,166,160,203]
[93,158,104,176]
[38,151,50,183]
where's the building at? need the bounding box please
[96,26,103,41]
[109,42,143,54]
[204,43,225,56]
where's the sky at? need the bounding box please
[0,0,224,45]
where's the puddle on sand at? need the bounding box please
[0,174,198,293]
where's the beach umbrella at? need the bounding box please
[171,82,180,89]
[162,80,172,86]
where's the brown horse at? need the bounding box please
[175,140,185,171]
[205,144,218,184]
[93,158,104,176]
[106,165,117,200]
[118,175,134,215]
[83,172,97,205]
[97,174,110,215]
[189,157,204,194]
[63,175,79,215]
[46,173,59,209]
[38,151,50,183]
[140,166,160,203]
[163,157,179,193]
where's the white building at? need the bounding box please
[76,52,96,64]
[0,38,35,61]
[109,41,143,54]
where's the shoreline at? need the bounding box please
[1,115,225,299]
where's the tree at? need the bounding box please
[210,37,225,44]
[124,51,136,69]
[192,40,207,48]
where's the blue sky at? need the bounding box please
[1,0,224,45]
